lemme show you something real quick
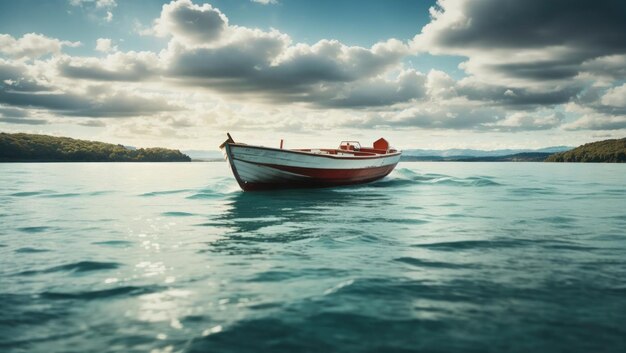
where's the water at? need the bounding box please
[1,162,625,353]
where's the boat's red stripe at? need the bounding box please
[253,162,397,182]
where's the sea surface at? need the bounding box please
[1,162,625,353]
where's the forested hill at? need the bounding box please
[0,133,191,162]
[545,138,626,163]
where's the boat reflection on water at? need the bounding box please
[204,186,397,255]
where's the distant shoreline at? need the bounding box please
[1,132,191,162]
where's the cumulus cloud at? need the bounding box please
[154,0,228,44]
[95,38,117,53]
[600,83,626,108]
[2,0,624,137]
[0,33,80,59]
[486,112,564,131]
[57,51,160,81]
[411,0,626,130]
[152,0,412,106]
[413,0,626,93]
[563,113,626,131]
[1,55,177,118]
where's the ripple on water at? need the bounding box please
[15,261,121,276]
[413,239,534,251]
[92,240,134,247]
[40,285,162,301]
[186,314,436,353]
[17,226,53,233]
[161,211,195,217]
[539,216,577,224]
[378,169,501,188]
[248,268,350,283]
[41,193,82,198]
[14,247,51,253]
[139,189,192,197]
[8,190,55,197]
[393,257,472,269]
[509,186,557,196]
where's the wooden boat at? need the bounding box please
[219,133,401,191]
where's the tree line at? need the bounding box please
[545,138,626,163]
[0,133,191,162]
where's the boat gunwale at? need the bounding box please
[225,142,402,161]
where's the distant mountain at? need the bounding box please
[403,146,572,158]
[545,138,626,163]
[0,133,191,162]
[402,152,553,162]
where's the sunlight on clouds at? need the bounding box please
[1,0,625,148]
[0,33,80,59]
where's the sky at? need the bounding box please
[1,0,625,150]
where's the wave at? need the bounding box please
[161,211,195,217]
[15,261,121,276]
[17,226,52,233]
[14,247,50,253]
[139,189,192,197]
[371,168,501,188]
[41,193,82,198]
[187,179,240,199]
[393,257,471,269]
[8,190,56,197]
[413,239,533,251]
[184,314,429,353]
[92,240,133,247]
[40,285,160,301]
[508,187,557,196]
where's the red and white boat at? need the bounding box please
[219,133,401,191]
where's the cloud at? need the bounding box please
[57,51,160,81]
[69,0,117,22]
[409,0,626,130]
[96,0,117,9]
[155,0,411,107]
[0,105,47,125]
[413,0,626,87]
[600,83,626,108]
[0,60,179,118]
[251,0,278,5]
[69,0,116,8]
[0,33,80,59]
[486,112,564,131]
[579,55,626,82]
[95,38,117,53]
[563,113,626,131]
[0,59,54,92]
[1,0,623,138]
[154,0,228,44]
[456,80,581,108]
[311,70,427,108]
[0,88,180,118]
[77,119,106,127]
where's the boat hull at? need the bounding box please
[223,143,401,191]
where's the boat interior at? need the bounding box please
[294,139,398,156]
[220,133,398,157]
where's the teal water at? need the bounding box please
[1,162,625,353]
